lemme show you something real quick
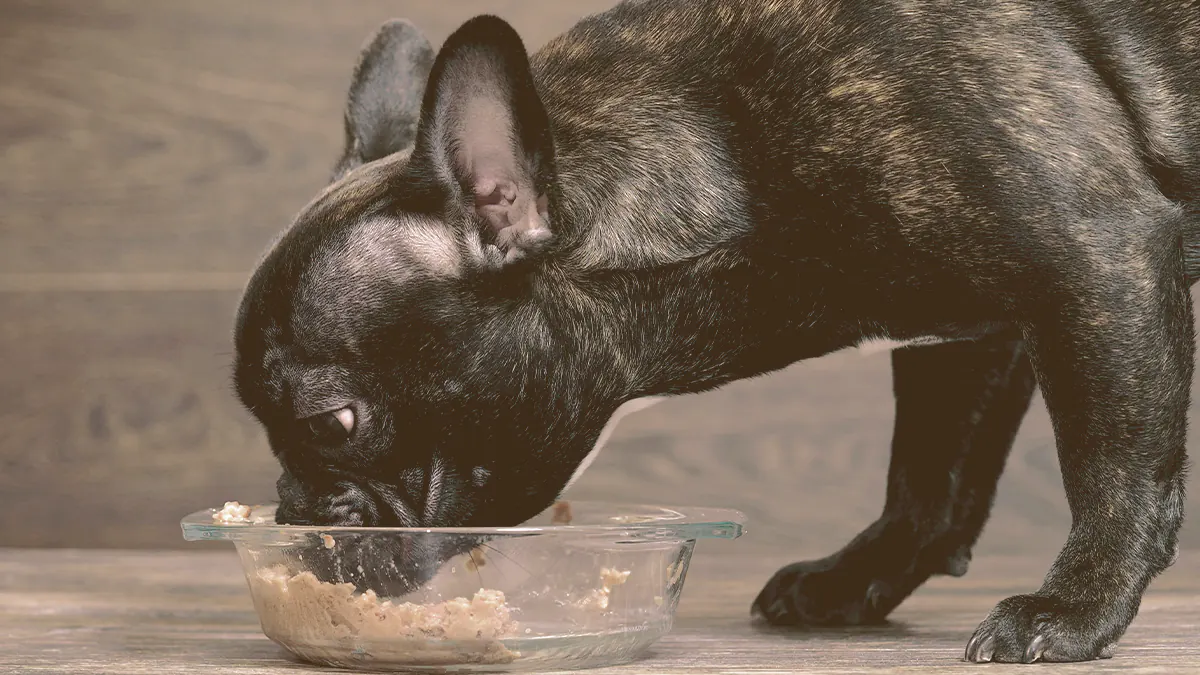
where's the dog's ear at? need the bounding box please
[410,15,557,265]
[332,19,435,183]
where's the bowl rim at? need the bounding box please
[181,500,745,543]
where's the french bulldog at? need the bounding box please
[232,0,1200,664]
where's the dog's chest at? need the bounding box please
[560,335,960,493]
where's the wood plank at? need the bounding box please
[6,290,1200,555]
[0,0,612,279]
[0,291,274,548]
[0,548,1196,673]
[3,0,1200,562]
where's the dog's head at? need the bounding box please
[233,15,652,578]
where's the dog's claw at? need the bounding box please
[750,579,789,622]
[965,633,995,662]
[1023,633,1046,663]
[964,594,1126,663]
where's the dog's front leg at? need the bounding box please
[753,330,1036,625]
[966,240,1192,663]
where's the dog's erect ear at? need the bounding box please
[411,15,556,265]
[332,19,435,183]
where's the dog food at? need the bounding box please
[250,565,521,664]
[464,547,487,572]
[212,501,253,523]
[578,567,631,611]
[551,501,573,524]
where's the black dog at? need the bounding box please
[233,0,1200,663]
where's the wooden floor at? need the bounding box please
[1,547,1197,674]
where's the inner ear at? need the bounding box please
[412,15,556,264]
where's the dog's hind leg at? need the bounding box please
[752,329,1035,625]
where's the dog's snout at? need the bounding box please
[275,472,381,527]
[306,482,379,526]
[318,500,364,526]
[274,463,464,529]
[398,467,426,507]
[363,475,423,527]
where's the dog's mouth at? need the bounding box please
[276,463,477,528]
[363,474,473,528]
[273,471,489,596]
[301,529,486,597]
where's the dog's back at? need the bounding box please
[532,0,1200,281]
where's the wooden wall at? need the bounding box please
[3,1,1200,564]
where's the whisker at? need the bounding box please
[480,542,534,577]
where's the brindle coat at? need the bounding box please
[234,0,1200,663]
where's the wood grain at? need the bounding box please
[0,0,608,277]
[0,548,1197,674]
[0,291,273,548]
[3,0,1200,564]
[5,283,1200,555]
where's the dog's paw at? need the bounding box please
[751,558,895,625]
[965,594,1121,663]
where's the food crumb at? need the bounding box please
[578,567,631,611]
[213,501,253,524]
[464,548,487,572]
[551,501,573,525]
[579,588,611,611]
[321,534,335,549]
[599,567,630,588]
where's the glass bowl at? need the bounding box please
[181,500,744,672]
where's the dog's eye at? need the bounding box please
[304,408,355,445]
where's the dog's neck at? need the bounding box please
[534,84,753,275]
[525,241,840,403]
[527,243,839,494]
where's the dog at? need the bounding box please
[232,0,1200,663]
